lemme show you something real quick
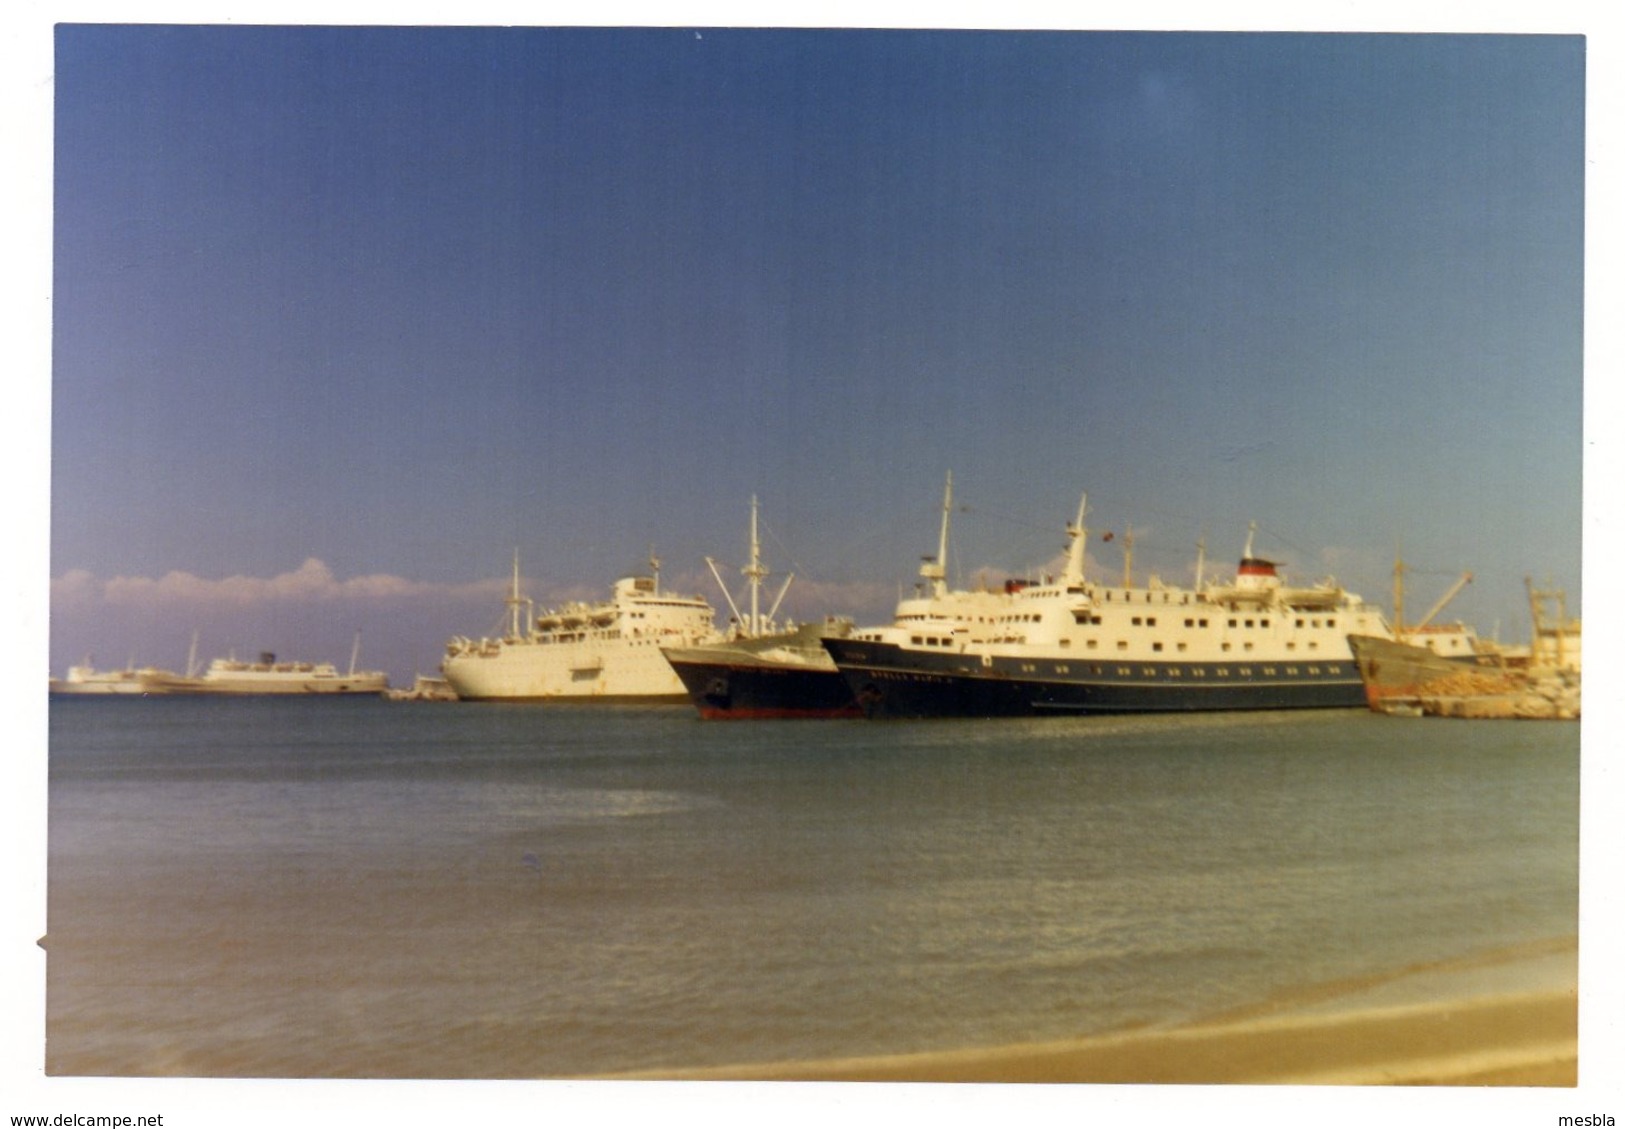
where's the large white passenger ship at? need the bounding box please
[823,493,1398,718]
[442,555,718,701]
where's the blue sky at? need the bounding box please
[41,25,1586,682]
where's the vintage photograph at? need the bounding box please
[12,10,1610,1128]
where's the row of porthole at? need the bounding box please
[1016,663,1339,677]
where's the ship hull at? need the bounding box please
[664,650,861,719]
[49,670,183,696]
[822,638,1367,719]
[1345,633,1517,707]
[442,639,694,702]
[188,675,389,696]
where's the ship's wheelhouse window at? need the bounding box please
[1132,616,1143,626]
[1147,617,1157,627]
[1244,619,1255,628]
[1184,618,1194,628]
[1200,618,1209,628]
[1152,642,1164,652]
[1327,618,1337,628]
[1260,619,1270,628]
[1295,618,1305,628]
[911,635,922,644]
[1311,619,1321,628]
[1228,618,1238,628]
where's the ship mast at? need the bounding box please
[706,498,795,638]
[506,549,529,640]
[743,494,769,635]
[918,471,953,598]
[1122,524,1135,589]
[1391,546,1406,638]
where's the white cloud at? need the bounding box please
[54,559,508,610]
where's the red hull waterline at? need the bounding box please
[697,703,864,720]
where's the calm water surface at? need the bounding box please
[46,697,1580,1078]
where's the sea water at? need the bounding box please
[44,697,1579,1078]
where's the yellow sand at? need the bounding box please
[603,937,1579,1086]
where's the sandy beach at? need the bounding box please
[606,936,1578,1086]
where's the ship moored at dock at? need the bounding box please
[661,496,860,719]
[442,553,718,701]
[188,653,391,695]
[1348,576,1580,720]
[823,493,1396,718]
[187,633,390,695]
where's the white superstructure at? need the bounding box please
[442,554,718,701]
[824,495,1400,718]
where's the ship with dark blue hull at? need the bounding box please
[666,476,1016,719]
[822,636,1368,718]
[823,492,1399,720]
[666,620,862,719]
[663,495,863,719]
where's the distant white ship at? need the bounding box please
[192,652,390,695]
[51,633,390,697]
[185,630,389,695]
[49,663,187,696]
[442,553,718,701]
